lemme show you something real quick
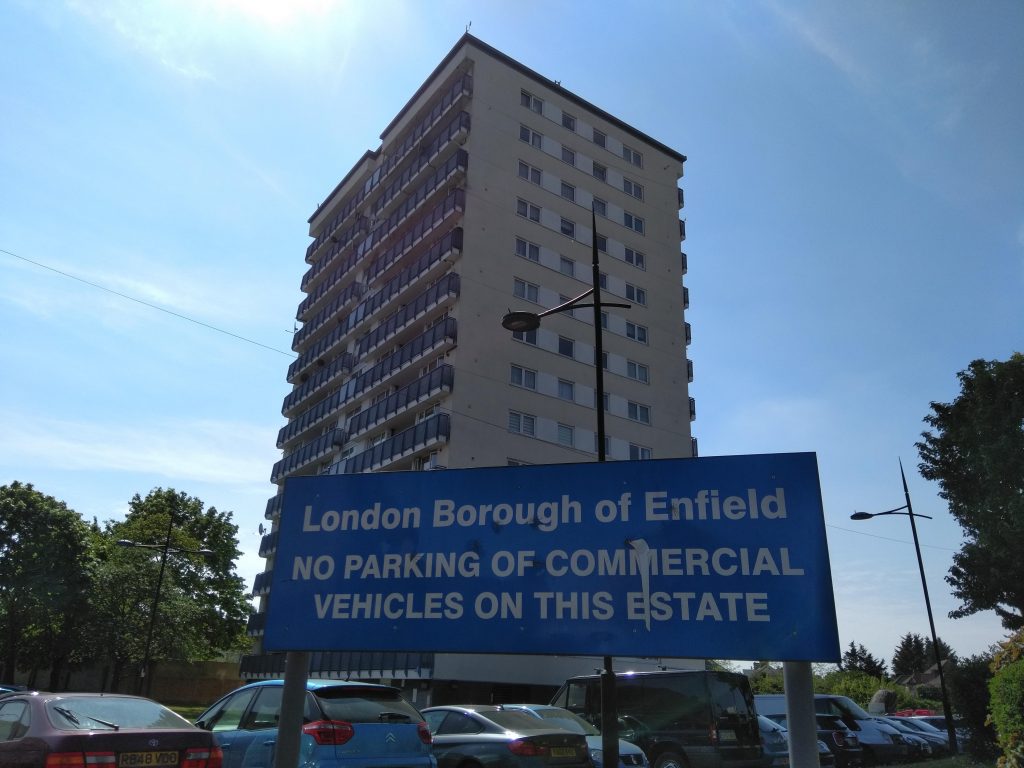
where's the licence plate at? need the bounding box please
[118,751,179,767]
[551,747,577,757]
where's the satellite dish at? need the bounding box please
[258,523,266,536]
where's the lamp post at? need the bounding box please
[502,206,628,768]
[850,460,958,753]
[118,520,213,696]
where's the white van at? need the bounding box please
[755,694,909,766]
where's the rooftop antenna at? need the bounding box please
[465,21,471,33]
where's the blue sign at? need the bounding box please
[264,453,839,661]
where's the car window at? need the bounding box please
[0,701,29,741]
[424,710,448,733]
[437,712,483,735]
[242,687,284,730]
[484,710,551,730]
[203,688,258,732]
[47,697,188,730]
[314,687,421,723]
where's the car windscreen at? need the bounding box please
[47,696,190,730]
[530,709,597,735]
[313,687,422,723]
[485,710,560,731]
[814,696,871,720]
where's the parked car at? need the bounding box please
[880,717,945,758]
[0,689,222,767]
[907,717,967,753]
[195,679,434,768]
[501,703,649,768]
[756,715,835,768]
[551,670,762,768]
[422,704,591,768]
[764,714,862,768]
[755,695,908,766]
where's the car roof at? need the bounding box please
[234,679,400,692]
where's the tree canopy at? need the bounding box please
[839,640,887,678]
[916,353,1024,630]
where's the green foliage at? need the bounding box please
[990,632,1024,768]
[917,353,1024,631]
[893,633,929,676]
[814,668,889,708]
[840,640,888,678]
[989,661,1024,768]
[0,482,95,685]
[948,652,1000,760]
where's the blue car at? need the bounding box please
[195,679,436,768]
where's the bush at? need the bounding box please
[990,649,1024,768]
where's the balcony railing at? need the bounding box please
[681,251,687,275]
[252,569,273,597]
[327,412,450,475]
[689,396,697,421]
[685,321,692,346]
[265,494,283,520]
[691,436,699,457]
[281,317,457,420]
[365,190,464,285]
[356,273,460,357]
[246,611,266,637]
[677,187,685,209]
[291,280,365,350]
[687,358,694,382]
[305,73,472,262]
[682,285,689,309]
[270,427,346,483]
[280,352,356,415]
[679,219,686,240]
[346,364,454,439]
[258,529,279,558]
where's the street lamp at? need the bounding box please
[850,460,958,753]
[118,520,213,696]
[502,205,627,768]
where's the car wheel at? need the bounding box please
[654,752,688,768]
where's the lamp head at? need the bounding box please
[502,311,541,332]
[850,512,874,521]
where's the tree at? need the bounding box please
[100,488,251,688]
[840,641,888,678]
[917,353,1024,630]
[0,482,95,685]
[892,633,928,677]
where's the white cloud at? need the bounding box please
[0,410,279,487]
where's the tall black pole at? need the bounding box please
[138,513,174,696]
[592,206,618,768]
[900,460,958,753]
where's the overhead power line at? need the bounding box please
[1,246,297,358]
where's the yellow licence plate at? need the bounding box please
[551,748,577,757]
[118,751,179,767]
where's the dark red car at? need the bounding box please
[0,690,222,767]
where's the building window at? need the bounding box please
[628,401,651,424]
[514,278,539,302]
[517,198,541,222]
[560,218,576,238]
[623,178,644,200]
[518,160,542,185]
[622,144,643,167]
[626,322,648,343]
[516,237,540,262]
[559,294,576,319]
[558,379,575,401]
[511,364,537,390]
[595,234,607,252]
[519,125,543,148]
[513,328,537,345]
[593,197,607,217]
[624,247,646,270]
[509,410,536,436]
[592,162,607,182]
[625,283,647,305]
[600,311,608,329]
[630,444,652,460]
[624,211,645,234]
[593,128,606,148]
[627,360,650,383]
[561,181,576,202]
[599,272,608,289]
[557,423,575,447]
[521,90,543,113]
[561,146,576,166]
[560,256,575,277]
[558,336,574,357]
[562,112,576,131]
[594,433,611,455]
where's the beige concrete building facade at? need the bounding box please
[245,34,699,705]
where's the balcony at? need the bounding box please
[258,529,279,558]
[365,190,465,285]
[685,321,692,346]
[689,396,697,421]
[305,73,472,262]
[252,569,273,597]
[677,187,685,209]
[681,251,688,275]
[687,358,694,383]
[682,285,689,309]
[691,437,699,458]
[327,412,450,475]
[679,219,686,241]
[346,364,454,439]
[287,325,358,384]
[281,351,356,417]
[291,279,365,350]
[356,273,460,358]
[270,427,346,483]
[265,494,283,520]
[246,611,266,637]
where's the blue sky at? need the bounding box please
[1,0,1021,667]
